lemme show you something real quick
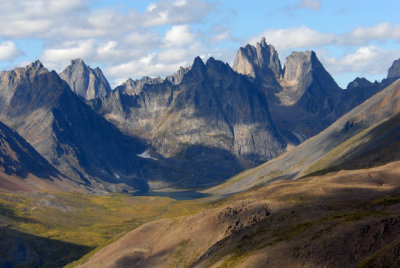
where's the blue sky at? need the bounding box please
[0,0,399,88]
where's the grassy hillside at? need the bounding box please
[0,191,176,267]
[80,161,400,267]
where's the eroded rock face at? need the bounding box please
[233,37,282,84]
[60,58,111,100]
[115,76,164,96]
[387,58,400,79]
[166,66,190,85]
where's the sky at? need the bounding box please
[0,0,399,88]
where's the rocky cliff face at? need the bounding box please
[92,56,286,172]
[233,37,282,80]
[387,58,400,79]
[114,76,164,96]
[60,58,111,100]
[166,66,190,85]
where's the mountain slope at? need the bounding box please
[0,120,84,192]
[80,159,400,268]
[208,78,400,196]
[60,58,111,100]
[0,61,181,192]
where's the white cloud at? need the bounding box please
[343,23,400,45]
[141,0,212,27]
[321,46,399,75]
[41,40,95,70]
[0,41,24,61]
[297,0,321,11]
[106,57,187,79]
[164,25,195,47]
[252,26,335,51]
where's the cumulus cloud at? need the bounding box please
[321,46,399,75]
[342,23,400,45]
[164,25,195,47]
[297,0,321,11]
[141,0,213,27]
[0,41,24,61]
[251,26,335,51]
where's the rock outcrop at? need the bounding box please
[114,76,163,95]
[233,37,282,80]
[166,66,190,85]
[387,58,400,79]
[60,58,111,100]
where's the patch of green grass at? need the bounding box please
[0,191,175,266]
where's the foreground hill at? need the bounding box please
[80,160,400,267]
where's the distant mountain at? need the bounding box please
[233,39,383,144]
[0,61,184,192]
[91,56,286,183]
[165,66,190,85]
[60,58,111,100]
[114,76,163,96]
[387,58,400,79]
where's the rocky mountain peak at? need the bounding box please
[14,60,48,78]
[233,37,283,80]
[387,58,400,79]
[346,77,373,90]
[60,58,111,100]
[282,51,315,82]
[166,66,190,85]
[115,76,163,95]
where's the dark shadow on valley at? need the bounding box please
[0,227,93,268]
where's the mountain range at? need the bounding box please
[1,37,400,267]
[0,38,398,193]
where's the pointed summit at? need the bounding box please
[233,37,283,80]
[192,56,205,69]
[60,58,111,100]
[166,66,190,85]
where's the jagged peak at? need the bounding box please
[192,56,205,67]
[387,58,400,79]
[346,77,373,90]
[70,58,86,66]
[233,37,283,80]
[15,60,48,76]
